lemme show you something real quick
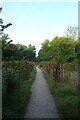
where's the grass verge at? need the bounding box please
[3,65,36,118]
[41,68,78,119]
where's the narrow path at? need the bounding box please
[24,67,60,118]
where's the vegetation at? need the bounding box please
[1,33,37,118]
[38,26,79,119]
[1,7,37,118]
[1,6,79,119]
[2,34,36,61]
[2,60,36,118]
[38,36,79,63]
[39,62,78,118]
[0,7,12,35]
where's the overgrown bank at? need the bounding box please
[2,60,36,118]
[38,31,79,119]
[39,62,78,119]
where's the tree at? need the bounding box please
[65,26,78,40]
[0,7,3,35]
[50,37,76,63]
[0,7,12,35]
[1,34,18,61]
[38,36,76,63]
[2,37,36,61]
[0,7,37,61]
[38,39,51,61]
[27,44,36,61]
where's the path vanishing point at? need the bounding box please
[24,67,60,118]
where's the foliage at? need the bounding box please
[39,61,78,82]
[65,26,78,40]
[38,26,79,63]
[1,6,36,118]
[38,26,79,118]
[38,36,77,63]
[2,6,79,118]
[50,37,76,63]
[2,60,36,118]
[38,39,51,61]
[40,63,78,118]
[0,7,12,35]
[1,34,36,61]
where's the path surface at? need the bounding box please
[24,67,60,118]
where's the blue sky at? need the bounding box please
[1,2,78,56]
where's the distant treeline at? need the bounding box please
[1,34,36,61]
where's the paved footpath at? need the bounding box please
[24,67,60,118]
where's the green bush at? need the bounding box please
[2,60,36,118]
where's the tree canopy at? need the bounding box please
[1,34,36,61]
[38,27,79,63]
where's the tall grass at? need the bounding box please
[2,60,36,118]
[40,63,78,119]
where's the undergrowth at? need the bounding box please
[41,67,78,119]
[2,60,36,118]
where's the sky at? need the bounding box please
[1,2,78,56]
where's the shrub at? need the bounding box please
[2,60,36,118]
